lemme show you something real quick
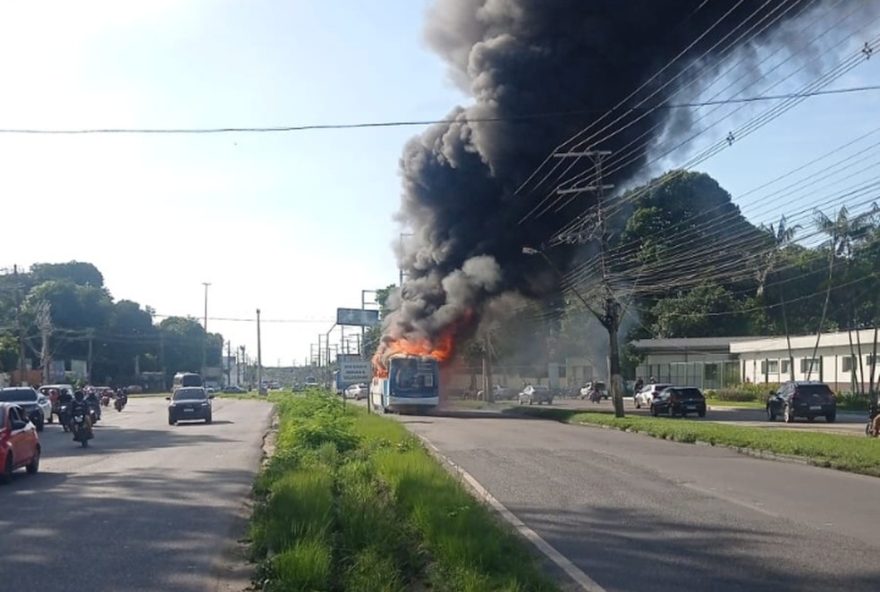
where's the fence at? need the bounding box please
[636,361,741,390]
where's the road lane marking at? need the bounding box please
[417,437,607,592]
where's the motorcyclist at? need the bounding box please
[870,404,880,437]
[634,377,644,394]
[115,387,128,410]
[85,389,101,422]
[58,389,74,427]
[71,391,92,427]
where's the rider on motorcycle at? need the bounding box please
[85,390,101,422]
[71,391,92,428]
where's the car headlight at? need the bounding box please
[200,402,209,407]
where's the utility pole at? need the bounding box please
[36,300,52,386]
[13,265,26,385]
[256,309,263,394]
[87,328,94,385]
[159,331,166,389]
[226,340,232,386]
[482,331,494,403]
[239,345,246,386]
[201,282,211,378]
[555,149,626,417]
[398,233,413,287]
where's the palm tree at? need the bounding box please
[756,217,800,380]
[809,205,878,385]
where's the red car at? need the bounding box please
[1,402,41,483]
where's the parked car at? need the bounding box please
[167,387,214,425]
[304,377,319,388]
[0,403,41,483]
[519,385,553,405]
[344,383,369,400]
[634,383,673,409]
[222,385,246,394]
[40,383,75,419]
[579,381,609,400]
[766,381,836,423]
[0,387,51,431]
[650,387,707,418]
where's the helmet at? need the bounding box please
[74,390,85,401]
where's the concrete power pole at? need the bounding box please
[226,340,232,386]
[201,282,211,378]
[555,149,625,417]
[256,309,263,394]
[87,329,94,385]
[36,301,52,386]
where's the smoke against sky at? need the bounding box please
[380,0,877,360]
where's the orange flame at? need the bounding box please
[372,331,456,378]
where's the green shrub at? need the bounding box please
[271,538,332,592]
[256,469,334,555]
[707,388,761,402]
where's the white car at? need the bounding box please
[634,383,673,409]
[344,384,368,400]
[0,387,52,431]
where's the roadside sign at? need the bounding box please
[336,308,379,327]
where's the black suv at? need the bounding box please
[651,387,707,418]
[167,387,213,425]
[766,381,836,423]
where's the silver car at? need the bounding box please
[518,385,553,405]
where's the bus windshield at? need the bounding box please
[390,358,437,392]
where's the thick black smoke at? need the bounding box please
[378,0,874,362]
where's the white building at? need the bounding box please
[731,329,879,391]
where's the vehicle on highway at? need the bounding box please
[40,383,74,420]
[519,384,554,405]
[1,403,40,482]
[70,403,93,448]
[304,376,319,388]
[85,391,102,424]
[0,387,51,431]
[370,355,439,414]
[172,372,203,391]
[167,387,214,425]
[222,385,246,394]
[633,383,673,409]
[766,381,837,423]
[344,383,369,400]
[579,381,608,400]
[650,386,707,418]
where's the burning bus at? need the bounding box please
[370,354,440,414]
[370,331,453,414]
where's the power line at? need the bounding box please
[0,86,877,136]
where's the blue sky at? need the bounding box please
[1,1,877,364]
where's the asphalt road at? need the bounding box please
[398,409,880,592]
[0,397,272,592]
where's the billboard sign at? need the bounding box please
[336,354,372,390]
[336,308,379,327]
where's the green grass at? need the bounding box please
[508,407,880,478]
[705,398,765,409]
[250,391,557,592]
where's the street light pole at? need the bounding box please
[201,282,211,378]
[256,308,263,394]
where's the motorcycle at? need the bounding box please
[866,404,878,438]
[101,393,111,407]
[58,402,72,433]
[71,411,93,448]
[114,395,127,412]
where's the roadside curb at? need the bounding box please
[413,432,606,592]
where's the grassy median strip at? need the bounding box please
[250,392,557,592]
[508,407,880,477]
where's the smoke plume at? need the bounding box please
[378,0,877,365]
